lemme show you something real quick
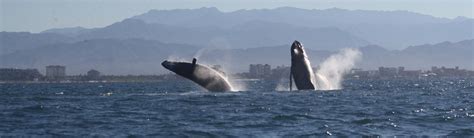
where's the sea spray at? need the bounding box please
[275,78,292,91]
[193,47,212,60]
[166,42,246,91]
[194,37,232,59]
[227,78,247,91]
[219,66,247,91]
[273,48,361,91]
[195,39,248,91]
[314,48,362,90]
[166,55,190,62]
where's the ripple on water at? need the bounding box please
[0,79,473,136]
[448,129,474,136]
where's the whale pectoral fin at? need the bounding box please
[289,70,293,92]
[191,58,197,71]
[192,58,197,65]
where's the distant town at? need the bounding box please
[1,64,473,83]
[238,64,474,80]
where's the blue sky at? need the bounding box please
[1,0,472,32]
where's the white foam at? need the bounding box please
[314,48,362,90]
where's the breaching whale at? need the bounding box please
[290,40,316,90]
[161,58,233,92]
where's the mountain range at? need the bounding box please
[130,7,474,49]
[38,7,473,50]
[0,7,472,75]
[0,38,472,74]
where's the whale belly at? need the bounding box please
[291,59,316,90]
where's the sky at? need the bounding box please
[1,0,473,33]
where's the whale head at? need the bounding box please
[161,60,173,70]
[291,40,306,58]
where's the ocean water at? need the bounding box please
[0,79,473,136]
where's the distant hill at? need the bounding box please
[130,7,473,49]
[0,39,198,74]
[394,39,473,69]
[132,7,452,28]
[41,27,95,37]
[34,7,472,50]
[345,19,473,49]
[1,38,472,75]
[74,19,368,50]
[358,39,474,70]
[200,39,474,72]
[1,7,472,75]
[0,32,76,56]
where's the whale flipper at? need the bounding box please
[289,70,293,91]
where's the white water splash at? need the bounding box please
[186,62,239,92]
[314,48,362,90]
[194,37,232,59]
[168,38,246,92]
[166,55,189,62]
[275,78,291,91]
[227,78,247,91]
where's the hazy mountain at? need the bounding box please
[39,7,472,50]
[358,39,474,70]
[1,38,472,75]
[2,7,471,74]
[76,19,369,50]
[132,7,452,28]
[0,32,75,56]
[41,27,95,37]
[345,19,474,49]
[394,39,473,69]
[131,7,473,49]
[0,38,335,74]
[201,39,473,72]
[0,39,198,75]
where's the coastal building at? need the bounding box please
[399,70,422,78]
[349,68,367,78]
[249,64,271,78]
[350,67,422,79]
[263,64,271,76]
[430,66,467,77]
[269,65,290,80]
[86,69,101,80]
[378,67,399,77]
[46,65,66,81]
[0,68,42,81]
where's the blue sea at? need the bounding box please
[1,79,473,136]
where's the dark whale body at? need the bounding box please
[162,59,233,92]
[290,40,316,90]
